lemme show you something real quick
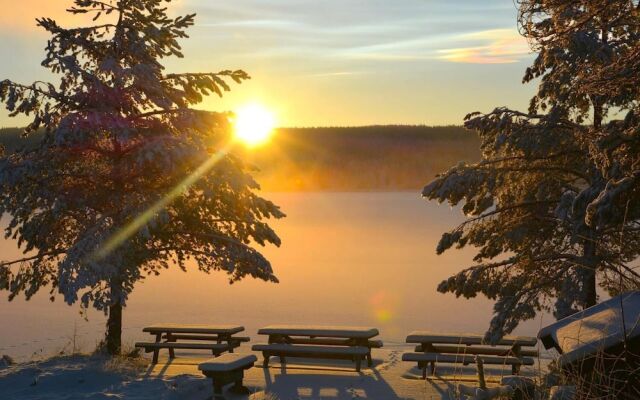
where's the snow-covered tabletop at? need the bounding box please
[538,291,640,367]
[257,325,379,339]
[142,324,244,335]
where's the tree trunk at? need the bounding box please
[106,278,123,355]
[106,300,123,355]
[583,50,604,308]
[582,235,598,309]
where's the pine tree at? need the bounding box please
[0,0,284,355]
[423,0,640,341]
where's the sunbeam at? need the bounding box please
[91,144,233,262]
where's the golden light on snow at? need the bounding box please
[233,103,276,147]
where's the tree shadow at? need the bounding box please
[261,365,405,399]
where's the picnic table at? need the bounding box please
[135,324,249,364]
[252,325,382,371]
[403,331,538,378]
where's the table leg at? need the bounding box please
[167,333,175,359]
[219,333,234,353]
[152,333,161,364]
[262,352,270,368]
[421,342,437,376]
[229,370,251,394]
[213,380,224,399]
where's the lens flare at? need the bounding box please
[91,145,232,262]
[369,290,398,324]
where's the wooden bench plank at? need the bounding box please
[402,351,535,378]
[252,343,369,371]
[135,342,234,351]
[406,331,537,347]
[253,343,369,355]
[402,352,535,366]
[285,337,383,348]
[164,334,250,343]
[414,344,538,357]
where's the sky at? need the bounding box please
[0,0,537,127]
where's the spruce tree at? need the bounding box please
[0,0,283,355]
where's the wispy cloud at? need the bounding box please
[199,19,304,30]
[437,29,531,64]
[304,71,365,78]
[1,0,535,127]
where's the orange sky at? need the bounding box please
[0,0,537,127]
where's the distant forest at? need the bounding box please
[0,125,480,191]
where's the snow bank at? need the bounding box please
[0,354,208,400]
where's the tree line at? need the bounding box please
[0,125,481,191]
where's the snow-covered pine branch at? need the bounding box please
[424,0,640,342]
[0,0,283,355]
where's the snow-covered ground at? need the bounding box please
[0,346,543,400]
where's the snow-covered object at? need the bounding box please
[0,355,208,400]
[422,0,640,343]
[0,1,283,330]
[538,291,640,368]
[198,353,257,373]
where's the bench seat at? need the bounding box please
[163,334,251,343]
[252,343,369,371]
[284,337,383,348]
[402,352,535,378]
[402,352,534,366]
[198,354,257,399]
[135,342,235,351]
[199,354,257,373]
[413,344,538,357]
[135,341,239,363]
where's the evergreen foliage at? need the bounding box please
[0,0,283,354]
[423,0,640,341]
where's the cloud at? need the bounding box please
[180,0,521,63]
[304,71,365,78]
[437,29,531,64]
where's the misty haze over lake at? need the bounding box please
[0,192,548,360]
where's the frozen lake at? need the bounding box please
[0,192,550,360]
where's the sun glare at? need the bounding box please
[233,103,276,147]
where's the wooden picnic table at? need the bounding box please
[403,331,537,377]
[254,325,382,371]
[136,324,247,364]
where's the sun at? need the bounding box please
[233,103,276,147]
